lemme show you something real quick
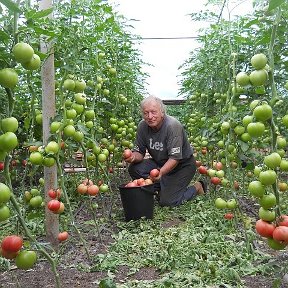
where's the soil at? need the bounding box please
[1,190,288,288]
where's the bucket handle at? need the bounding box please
[140,186,157,195]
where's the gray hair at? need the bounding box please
[140,95,166,115]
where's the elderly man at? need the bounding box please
[123,95,206,207]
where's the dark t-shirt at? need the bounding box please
[133,115,193,167]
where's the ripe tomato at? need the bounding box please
[47,199,61,212]
[87,184,99,196]
[198,166,207,175]
[255,219,275,238]
[0,247,19,259]
[125,181,138,188]
[273,226,288,243]
[58,231,69,242]
[144,178,153,185]
[1,235,23,252]
[123,149,132,159]
[15,250,37,270]
[0,183,11,203]
[77,183,88,195]
[278,215,288,227]
[48,188,61,199]
[55,202,65,214]
[149,169,160,178]
[82,178,93,186]
[224,213,234,220]
[211,177,221,185]
[0,162,4,171]
[214,161,223,171]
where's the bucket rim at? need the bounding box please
[119,183,155,189]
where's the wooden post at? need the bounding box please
[39,0,59,248]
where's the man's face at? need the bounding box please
[142,100,164,130]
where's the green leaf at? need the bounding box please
[27,7,53,19]
[268,0,285,11]
[0,0,21,13]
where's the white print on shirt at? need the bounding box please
[149,138,163,151]
[171,147,180,155]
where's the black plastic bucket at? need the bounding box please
[119,183,155,221]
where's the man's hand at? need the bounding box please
[149,168,161,182]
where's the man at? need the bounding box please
[123,95,206,207]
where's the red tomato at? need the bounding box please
[22,159,27,167]
[211,177,221,185]
[125,181,138,187]
[273,226,288,243]
[198,166,207,175]
[149,169,160,178]
[55,202,65,214]
[48,188,61,199]
[224,213,234,220]
[77,183,88,194]
[87,184,99,196]
[58,231,69,242]
[255,219,275,238]
[233,181,240,190]
[278,215,288,227]
[0,247,19,259]
[0,162,4,171]
[82,178,93,186]
[195,160,202,167]
[1,235,23,252]
[47,199,61,212]
[214,161,223,171]
[122,149,132,159]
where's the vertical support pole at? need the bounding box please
[39,0,59,248]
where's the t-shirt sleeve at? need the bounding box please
[166,122,184,160]
[132,121,147,155]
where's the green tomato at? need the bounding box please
[21,54,41,70]
[0,204,10,222]
[259,170,277,186]
[248,181,265,198]
[12,42,34,63]
[251,53,268,70]
[1,117,18,133]
[15,250,37,270]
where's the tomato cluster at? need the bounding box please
[0,235,37,270]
